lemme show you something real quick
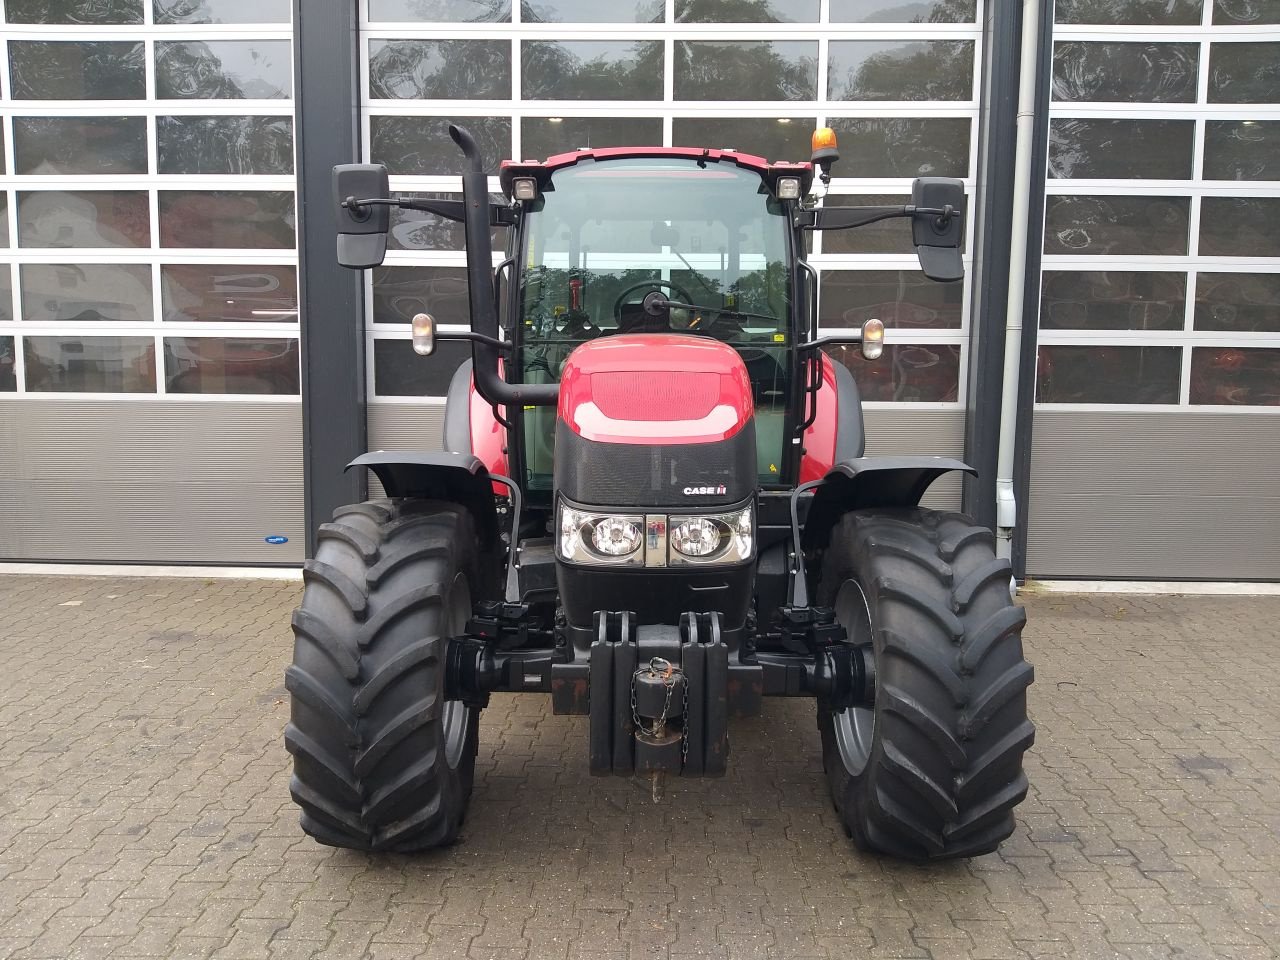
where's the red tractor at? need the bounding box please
[285,126,1033,861]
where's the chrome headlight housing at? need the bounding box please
[668,506,753,566]
[557,504,645,566]
[557,498,752,568]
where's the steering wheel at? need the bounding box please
[611,279,700,327]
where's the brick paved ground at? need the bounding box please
[0,575,1277,960]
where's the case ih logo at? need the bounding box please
[683,485,727,496]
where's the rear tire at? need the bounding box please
[285,499,482,852]
[816,509,1034,860]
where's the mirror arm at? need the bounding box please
[340,196,516,227]
[797,333,863,352]
[437,330,513,352]
[795,204,963,232]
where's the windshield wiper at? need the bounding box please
[641,291,782,326]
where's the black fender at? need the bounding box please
[802,456,977,550]
[346,450,499,547]
[443,359,473,455]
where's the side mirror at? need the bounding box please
[911,177,965,282]
[333,163,390,269]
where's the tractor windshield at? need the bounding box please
[516,156,793,493]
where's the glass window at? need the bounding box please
[23,335,156,392]
[1040,271,1185,330]
[531,0,664,21]
[1052,42,1199,103]
[0,271,11,320]
[369,40,511,100]
[374,338,470,396]
[1048,119,1194,180]
[163,337,299,394]
[386,192,506,252]
[9,40,145,100]
[523,41,664,101]
[676,0,819,21]
[1043,195,1190,257]
[820,270,962,330]
[1208,42,1280,105]
[6,0,143,23]
[153,0,291,21]
[0,196,8,247]
[672,117,813,162]
[20,264,153,323]
[1213,0,1280,23]
[156,40,292,99]
[674,41,817,101]
[370,116,511,175]
[372,267,470,326]
[366,0,510,18]
[829,0,975,20]
[524,117,663,159]
[828,41,974,101]
[0,337,15,392]
[1054,0,1203,24]
[826,117,970,179]
[159,190,296,249]
[18,191,150,248]
[1194,272,1280,332]
[1190,348,1280,405]
[1200,197,1280,258]
[157,116,293,176]
[826,343,959,402]
[1204,120,1280,181]
[161,264,298,322]
[13,117,148,176]
[1036,345,1180,403]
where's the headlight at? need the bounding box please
[668,506,753,566]
[556,499,752,567]
[557,504,644,565]
[592,517,642,556]
[670,517,721,557]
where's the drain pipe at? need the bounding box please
[995,0,1045,561]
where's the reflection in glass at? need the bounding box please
[1208,42,1280,104]
[164,337,299,394]
[154,0,291,22]
[1043,195,1189,256]
[524,117,663,158]
[23,336,156,393]
[1040,271,1185,330]
[367,0,510,18]
[1191,348,1280,405]
[527,0,663,20]
[155,40,291,99]
[386,193,506,252]
[0,196,7,247]
[157,116,293,175]
[0,337,14,391]
[6,0,143,22]
[1048,119,1194,180]
[829,0,975,20]
[159,190,296,249]
[1055,0,1202,23]
[372,267,470,326]
[1204,121,1280,180]
[674,41,817,101]
[369,40,510,100]
[162,264,298,322]
[523,41,663,100]
[823,194,915,255]
[14,117,148,176]
[371,116,510,175]
[820,270,962,329]
[828,40,973,101]
[9,40,145,100]
[1214,0,1280,23]
[826,342,959,402]
[18,191,150,248]
[1052,42,1198,102]
[1195,273,1280,332]
[675,0,819,21]
[1200,197,1280,258]
[374,338,471,396]
[0,272,11,321]
[21,264,153,323]
[827,117,970,178]
[1037,345,1180,403]
[672,117,812,161]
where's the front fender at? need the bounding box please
[346,451,500,546]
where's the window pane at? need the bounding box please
[367,0,510,18]
[6,0,143,21]
[9,41,145,100]
[827,117,970,178]
[369,40,510,100]
[372,267,470,326]
[1191,347,1280,404]
[674,41,816,101]
[1194,272,1280,332]
[1204,120,1280,180]
[523,41,663,100]
[14,117,148,176]
[820,269,962,330]
[824,193,968,255]
[1037,345,1180,403]
[164,337,299,394]
[524,117,663,158]
[676,0,819,21]
[162,264,297,322]
[154,0,291,22]
[1200,197,1280,258]
[386,192,506,252]
[1043,195,1189,256]
[157,116,292,176]
[1048,119,1194,180]
[1214,0,1280,23]
[21,264,153,323]
[371,116,510,175]
[23,336,156,392]
[831,0,974,19]
[0,196,8,247]
[672,117,812,161]
[1040,271,1185,330]
[1208,42,1280,104]
[826,343,959,402]
[373,338,470,396]
[1055,0,1202,24]
[0,271,11,320]
[1052,42,1198,103]
[828,41,973,101]
[0,338,14,391]
[156,40,291,99]
[532,0,664,20]
[18,191,150,248]
[159,190,295,249]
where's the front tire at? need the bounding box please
[817,509,1034,860]
[285,499,483,852]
